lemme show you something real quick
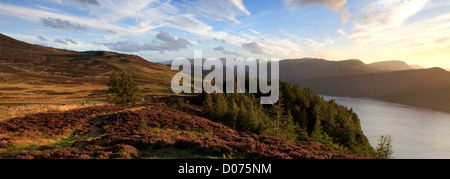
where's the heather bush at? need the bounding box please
[0,102,364,159]
[0,105,131,137]
[0,141,6,148]
[68,106,364,159]
[6,144,140,159]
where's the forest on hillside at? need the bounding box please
[197,80,374,157]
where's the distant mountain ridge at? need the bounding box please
[279,58,450,113]
[280,58,383,80]
[368,60,413,71]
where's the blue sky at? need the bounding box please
[0,0,449,68]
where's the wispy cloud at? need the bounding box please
[343,0,430,46]
[182,0,251,24]
[78,0,100,6]
[280,30,334,48]
[283,0,350,22]
[0,2,164,38]
[37,36,48,42]
[248,29,260,35]
[213,38,226,43]
[41,17,87,32]
[283,0,347,10]
[103,30,191,53]
[54,38,78,45]
[214,46,241,56]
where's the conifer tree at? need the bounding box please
[236,102,248,131]
[225,97,239,128]
[375,135,394,159]
[213,93,228,123]
[203,93,213,118]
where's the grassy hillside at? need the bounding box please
[0,34,176,104]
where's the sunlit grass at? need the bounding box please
[0,103,107,122]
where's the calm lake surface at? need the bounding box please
[322,96,450,159]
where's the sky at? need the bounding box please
[0,0,449,68]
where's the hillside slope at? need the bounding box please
[0,33,175,85]
[279,58,384,81]
[368,60,413,71]
[288,66,450,113]
[0,34,176,103]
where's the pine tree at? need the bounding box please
[236,102,248,131]
[225,97,239,128]
[273,99,283,137]
[375,135,394,159]
[213,93,228,123]
[246,105,257,132]
[203,93,213,118]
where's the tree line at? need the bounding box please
[201,80,375,157]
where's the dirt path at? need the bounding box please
[88,115,110,137]
[87,106,148,136]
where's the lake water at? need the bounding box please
[322,96,450,159]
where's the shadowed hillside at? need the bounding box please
[280,58,450,113]
[368,60,413,71]
[297,68,450,113]
[279,58,384,81]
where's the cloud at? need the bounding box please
[73,0,217,37]
[54,38,78,45]
[229,0,251,15]
[64,38,77,44]
[54,38,67,45]
[37,36,47,41]
[214,46,241,56]
[283,0,350,22]
[103,30,191,53]
[78,0,100,6]
[434,37,450,44]
[182,0,251,24]
[242,42,265,54]
[1,0,312,60]
[155,30,191,50]
[105,30,117,34]
[213,38,226,43]
[343,0,430,46]
[0,3,162,37]
[0,1,247,50]
[248,29,260,35]
[296,0,347,10]
[280,30,334,48]
[41,17,87,32]
[214,46,225,51]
